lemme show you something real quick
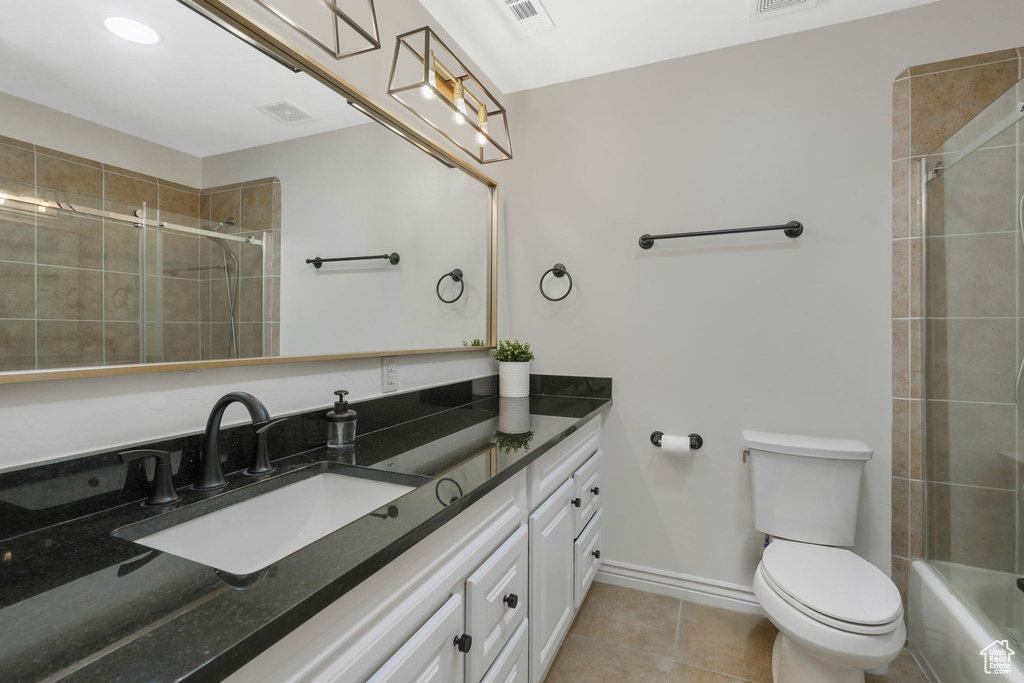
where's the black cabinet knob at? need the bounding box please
[454,633,472,653]
[591,486,600,495]
[592,550,601,559]
[571,497,582,507]
[503,593,519,609]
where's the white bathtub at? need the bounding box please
[910,560,1024,682]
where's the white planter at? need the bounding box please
[498,397,531,434]
[498,361,530,398]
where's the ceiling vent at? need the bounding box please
[495,0,554,36]
[749,0,817,20]
[256,100,319,125]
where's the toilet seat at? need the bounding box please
[760,540,902,635]
[760,569,902,636]
[753,564,907,673]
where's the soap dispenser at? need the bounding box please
[325,390,357,451]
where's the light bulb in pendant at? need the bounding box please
[476,106,489,146]
[453,79,467,124]
[423,51,437,99]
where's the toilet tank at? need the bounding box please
[744,431,872,546]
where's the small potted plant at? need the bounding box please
[493,339,534,398]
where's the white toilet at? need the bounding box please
[744,431,906,683]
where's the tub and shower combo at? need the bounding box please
[911,75,1024,683]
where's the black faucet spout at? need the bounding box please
[195,392,271,490]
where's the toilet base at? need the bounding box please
[772,633,865,683]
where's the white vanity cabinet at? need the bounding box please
[525,419,604,683]
[225,415,605,683]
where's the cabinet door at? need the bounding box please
[367,593,466,683]
[480,618,528,683]
[572,450,602,537]
[574,508,603,609]
[466,525,528,683]
[528,479,575,683]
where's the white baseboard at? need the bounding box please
[595,560,766,617]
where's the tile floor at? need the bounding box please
[545,583,929,683]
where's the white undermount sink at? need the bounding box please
[135,473,414,575]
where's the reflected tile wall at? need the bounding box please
[199,178,281,360]
[0,136,279,369]
[892,49,1024,616]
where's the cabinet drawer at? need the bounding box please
[572,450,601,537]
[574,508,603,609]
[527,418,600,511]
[480,618,528,683]
[466,525,528,683]
[367,593,465,683]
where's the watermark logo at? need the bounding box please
[980,640,1015,675]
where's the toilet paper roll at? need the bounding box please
[659,434,693,455]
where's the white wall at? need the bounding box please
[502,0,1024,586]
[0,91,202,187]
[202,122,491,355]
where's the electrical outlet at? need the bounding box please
[381,356,398,393]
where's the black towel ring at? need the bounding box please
[436,477,464,507]
[539,263,572,302]
[436,268,464,304]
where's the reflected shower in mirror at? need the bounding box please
[0,0,492,373]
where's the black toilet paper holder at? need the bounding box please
[650,431,703,450]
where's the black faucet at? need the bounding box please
[195,392,271,490]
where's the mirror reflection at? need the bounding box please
[0,0,492,372]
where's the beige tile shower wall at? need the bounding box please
[0,136,281,368]
[891,48,1024,612]
[198,179,281,360]
[0,134,202,369]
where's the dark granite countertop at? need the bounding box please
[0,384,610,682]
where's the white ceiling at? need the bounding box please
[417,0,940,93]
[0,0,367,158]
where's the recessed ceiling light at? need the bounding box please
[104,17,161,45]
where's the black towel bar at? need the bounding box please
[639,222,803,249]
[307,253,400,268]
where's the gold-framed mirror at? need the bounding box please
[0,0,497,385]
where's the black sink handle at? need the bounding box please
[249,417,290,476]
[119,449,180,506]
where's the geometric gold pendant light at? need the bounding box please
[388,27,512,164]
[248,0,380,60]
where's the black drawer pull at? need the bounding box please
[571,497,582,507]
[503,593,519,609]
[591,486,600,495]
[454,633,472,653]
[592,550,601,559]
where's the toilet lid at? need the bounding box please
[761,540,902,627]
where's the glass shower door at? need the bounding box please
[924,75,1024,647]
